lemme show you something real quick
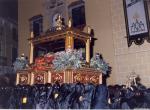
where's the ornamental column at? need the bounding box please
[86,38,90,63]
[86,26,92,63]
[65,17,74,51]
[65,31,74,51]
[29,32,34,64]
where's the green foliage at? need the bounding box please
[90,54,110,75]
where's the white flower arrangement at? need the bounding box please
[13,54,28,72]
[90,53,110,75]
[52,49,83,71]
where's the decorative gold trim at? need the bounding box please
[29,32,34,64]
[65,31,74,51]
[16,68,102,85]
[28,28,91,45]
[99,74,102,84]
[30,72,34,85]
[63,70,66,83]
[27,73,31,84]
[16,73,19,85]
[47,71,52,83]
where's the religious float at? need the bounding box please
[14,16,110,86]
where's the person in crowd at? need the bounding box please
[92,84,109,109]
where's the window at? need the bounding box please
[69,1,86,28]
[0,42,1,56]
[0,26,3,36]
[0,56,7,66]
[72,5,86,28]
[0,42,7,66]
[29,15,43,37]
[12,27,18,41]
[45,0,64,9]
[0,20,2,36]
[12,47,18,63]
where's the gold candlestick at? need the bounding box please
[68,17,72,28]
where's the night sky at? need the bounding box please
[0,0,18,21]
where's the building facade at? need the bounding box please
[0,17,18,74]
[18,0,150,87]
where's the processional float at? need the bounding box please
[16,16,107,85]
